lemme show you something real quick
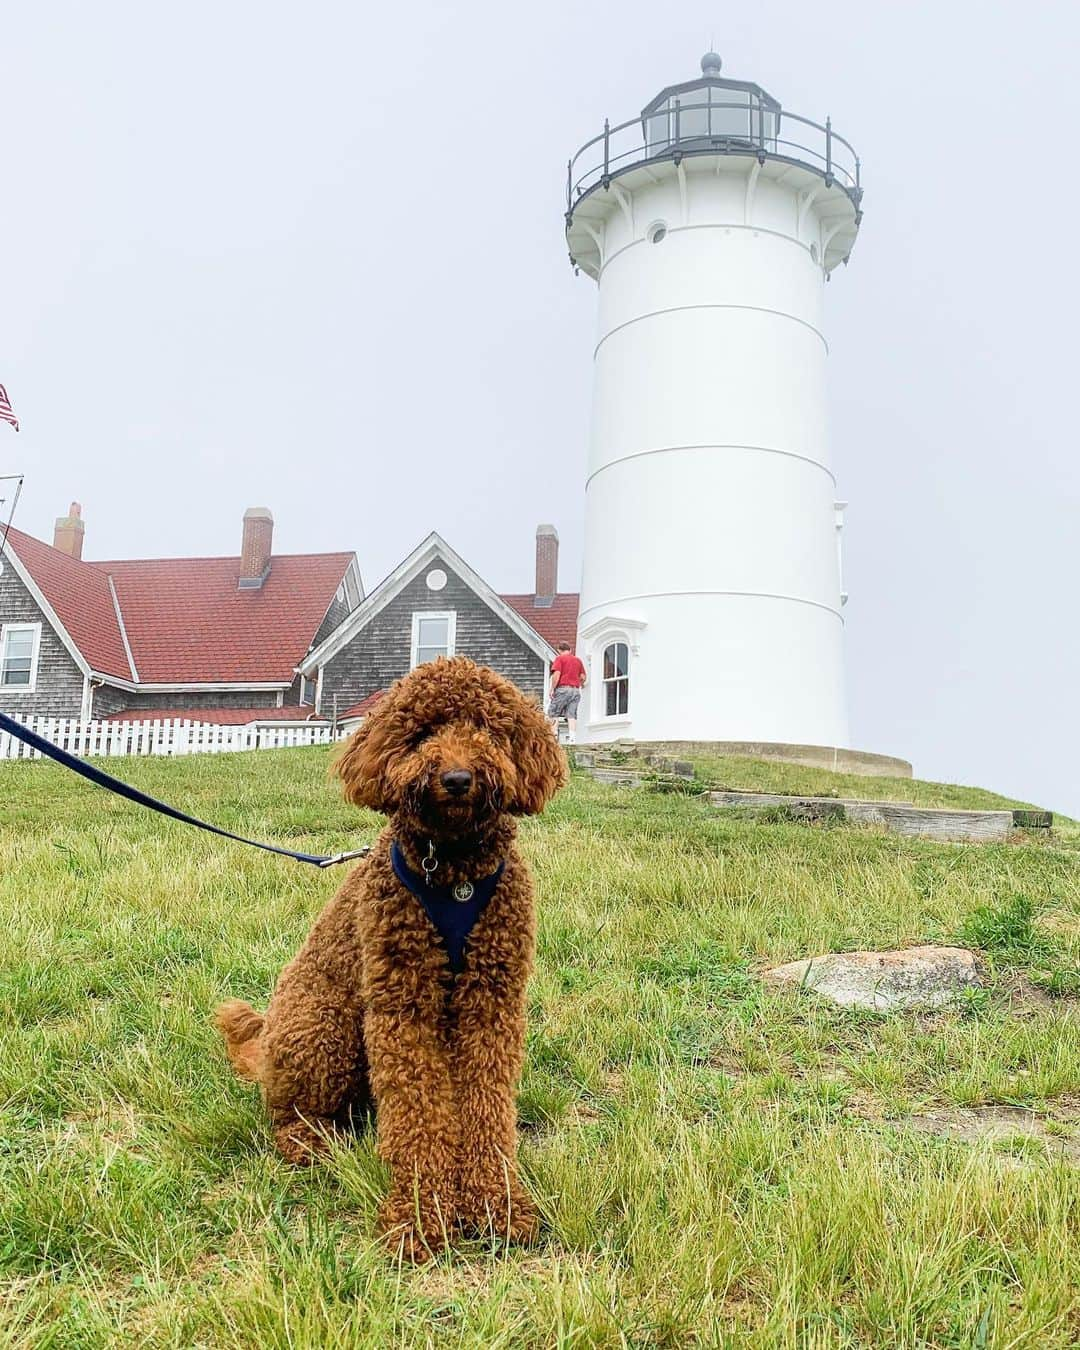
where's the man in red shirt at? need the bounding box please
[547,642,587,743]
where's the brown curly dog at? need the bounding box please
[216,657,567,1260]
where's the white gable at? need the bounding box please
[299,533,555,675]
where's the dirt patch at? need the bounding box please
[567,1101,603,1124]
[55,1101,140,1150]
[409,1246,586,1301]
[1038,911,1080,937]
[896,1106,1079,1162]
[996,971,1059,1014]
[601,1069,626,1094]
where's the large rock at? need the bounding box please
[763,946,981,1011]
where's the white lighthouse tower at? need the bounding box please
[567,53,862,749]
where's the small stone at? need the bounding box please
[762,945,981,1011]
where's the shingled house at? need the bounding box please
[0,506,578,726]
[300,528,578,724]
[0,505,361,722]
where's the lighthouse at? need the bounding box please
[566,53,862,749]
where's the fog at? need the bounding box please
[3,1,1077,812]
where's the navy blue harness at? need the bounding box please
[390,841,504,974]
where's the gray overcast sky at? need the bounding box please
[3,2,1078,814]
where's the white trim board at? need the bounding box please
[318,555,363,640]
[107,576,140,682]
[300,532,557,675]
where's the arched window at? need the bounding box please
[602,641,629,716]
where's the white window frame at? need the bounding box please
[299,674,316,706]
[410,610,457,669]
[599,637,631,720]
[580,616,645,730]
[0,622,43,694]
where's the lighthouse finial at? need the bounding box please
[701,49,722,76]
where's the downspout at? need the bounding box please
[83,676,104,720]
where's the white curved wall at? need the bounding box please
[577,163,849,746]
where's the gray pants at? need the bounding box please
[548,686,581,720]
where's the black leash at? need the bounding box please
[0,710,370,869]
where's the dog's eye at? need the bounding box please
[410,729,430,748]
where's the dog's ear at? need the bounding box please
[332,698,398,813]
[505,691,569,816]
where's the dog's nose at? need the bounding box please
[440,769,473,795]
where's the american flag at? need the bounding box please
[0,385,18,433]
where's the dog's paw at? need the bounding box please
[456,1187,540,1245]
[380,1220,444,1264]
[378,1199,447,1263]
[273,1119,333,1166]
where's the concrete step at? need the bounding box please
[643,754,696,780]
[707,791,1051,842]
[589,767,645,787]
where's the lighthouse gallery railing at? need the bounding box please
[566,99,861,215]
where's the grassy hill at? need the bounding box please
[0,747,1076,1347]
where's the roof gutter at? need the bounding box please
[87,674,292,693]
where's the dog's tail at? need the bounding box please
[215,999,266,1082]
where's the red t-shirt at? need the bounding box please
[551,653,586,688]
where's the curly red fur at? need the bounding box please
[216,657,567,1261]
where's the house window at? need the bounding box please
[299,675,315,706]
[0,623,41,690]
[411,611,456,667]
[602,640,629,717]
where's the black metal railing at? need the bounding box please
[566,98,861,215]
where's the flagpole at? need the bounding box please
[0,473,24,562]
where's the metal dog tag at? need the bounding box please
[452,881,475,903]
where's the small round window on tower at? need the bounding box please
[647,222,668,245]
[425,568,448,592]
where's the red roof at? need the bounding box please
[3,526,132,679]
[102,705,327,725]
[4,517,576,694]
[97,552,353,682]
[3,524,354,686]
[339,691,386,720]
[500,593,579,650]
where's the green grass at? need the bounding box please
[0,748,1077,1347]
[658,753,1054,813]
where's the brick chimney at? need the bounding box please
[534,524,558,607]
[53,502,85,560]
[239,507,273,589]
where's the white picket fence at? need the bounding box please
[0,715,342,761]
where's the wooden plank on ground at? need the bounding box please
[707,791,1029,843]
